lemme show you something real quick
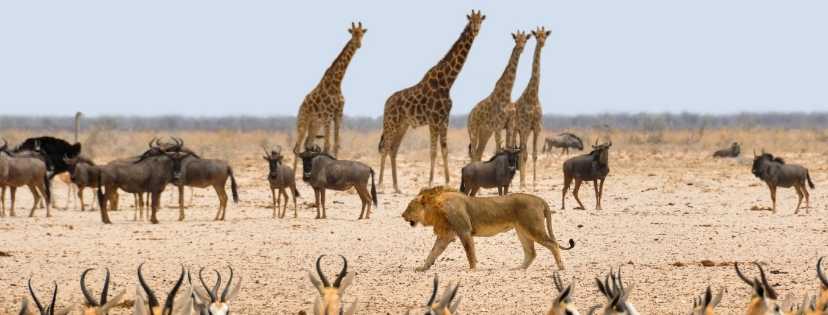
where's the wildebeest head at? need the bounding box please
[751,151,784,179]
[298,144,331,181]
[263,146,284,179]
[490,146,521,172]
[62,154,94,182]
[591,140,612,165]
[164,151,194,183]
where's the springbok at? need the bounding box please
[79,268,126,315]
[594,267,639,315]
[25,279,71,315]
[192,266,242,315]
[689,286,723,315]
[815,257,828,312]
[406,275,461,315]
[134,264,189,315]
[308,255,358,315]
[264,146,300,218]
[547,272,580,315]
[735,262,783,315]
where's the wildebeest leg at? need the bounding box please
[598,178,606,209]
[313,189,321,219]
[138,193,145,221]
[497,186,503,196]
[794,185,804,214]
[593,180,601,210]
[277,188,284,218]
[271,188,277,218]
[458,232,477,270]
[78,188,85,211]
[214,184,228,221]
[292,186,298,219]
[178,185,186,221]
[768,184,777,213]
[100,189,113,224]
[35,183,50,218]
[28,184,39,217]
[280,189,289,219]
[572,179,585,210]
[514,229,537,270]
[415,234,456,272]
[9,187,16,216]
[320,189,327,219]
[355,184,370,220]
[803,184,811,212]
[149,192,160,224]
[470,186,479,197]
[561,175,572,210]
[0,187,4,217]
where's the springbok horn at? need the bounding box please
[199,267,217,303]
[427,275,439,306]
[80,268,100,306]
[735,262,753,286]
[703,286,712,307]
[221,265,234,302]
[101,268,111,305]
[28,279,46,314]
[162,266,186,311]
[18,298,28,315]
[47,282,57,315]
[316,255,331,288]
[211,270,221,303]
[333,255,348,288]
[137,263,161,308]
[755,262,778,299]
[818,257,828,288]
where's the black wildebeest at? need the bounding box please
[0,139,52,217]
[751,151,815,213]
[713,142,741,158]
[299,145,377,220]
[263,146,299,218]
[63,155,99,211]
[561,140,611,210]
[542,133,584,155]
[97,143,189,224]
[459,147,521,196]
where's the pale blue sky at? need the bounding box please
[0,1,826,117]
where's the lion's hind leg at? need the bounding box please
[514,229,537,270]
[525,223,565,270]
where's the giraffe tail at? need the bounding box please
[378,133,385,153]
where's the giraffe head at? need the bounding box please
[466,10,486,36]
[531,26,551,48]
[512,30,531,49]
[348,22,367,48]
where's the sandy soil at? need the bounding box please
[1,147,827,314]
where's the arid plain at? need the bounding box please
[1,128,827,314]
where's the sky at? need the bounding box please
[0,1,826,117]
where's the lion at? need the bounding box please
[402,186,575,271]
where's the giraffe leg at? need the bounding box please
[493,128,503,153]
[531,127,540,188]
[475,130,493,162]
[323,120,332,154]
[440,126,450,185]
[427,125,439,187]
[518,130,530,188]
[333,114,342,157]
[389,126,407,194]
[293,119,310,177]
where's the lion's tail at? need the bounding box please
[545,204,575,251]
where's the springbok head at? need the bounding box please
[80,268,126,315]
[735,262,784,315]
[689,286,724,315]
[815,257,828,312]
[308,255,357,315]
[547,272,580,315]
[134,263,187,315]
[192,266,242,315]
[406,275,461,315]
[594,267,639,315]
[25,279,70,315]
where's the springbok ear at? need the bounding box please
[308,270,324,294]
[134,285,149,315]
[338,272,356,294]
[172,286,194,315]
[224,275,243,301]
[711,287,724,307]
[449,295,462,313]
[345,297,359,315]
[192,283,211,305]
[312,296,322,315]
[101,290,127,313]
[55,309,72,315]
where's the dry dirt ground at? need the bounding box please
[1,138,827,314]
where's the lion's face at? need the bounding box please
[402,196,427,227]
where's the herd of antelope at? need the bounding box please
[11,257,828,314]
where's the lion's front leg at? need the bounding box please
[458,232,478,270]
[416,234,456,272]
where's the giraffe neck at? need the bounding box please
[521,43,544,100]
[490,44,525,105]
[322,38,360,87]
[422,24,477,90]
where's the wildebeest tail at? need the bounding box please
[370,168,378,206]
[229,167,239,203]
[42,173,51,205]
[291,185,300,198]
[96,171,106,210]
[807,170,815,189]
[545,203,575,251]
[459,176,466,193]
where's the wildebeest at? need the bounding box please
[713,142,741,158]
[264,146,300,218]
[63,155,99,211]
[542,133,584,155]
[561,140,611,210]
[459,147,520,196]
[751,151,815,213]
[97,143,189,224]
[299,145,377,220]
[0,139,52,217]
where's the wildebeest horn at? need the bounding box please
[221,265,234,302]
[316,255,331,288]
[276,145,283,154]
[818,257,828,288]
[199,267,218,303]
[80,268,99,306]
[753,149,757,157]
[594,138,599,146]
[735,262,753,286]
[137,263,161,308]
[427,275,439,306]
[755,262,778,299]
[333,255,348,288]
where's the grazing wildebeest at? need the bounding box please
[459,147,521,196]
[561,140,611,210]
[263,146,299,218]
[542,133,584,155]
[0,139,52,217]
[299,145,377,219]
[751,151,815,213]
[63,155,100,211]
[97,145,189,224]
[713,142,741,158]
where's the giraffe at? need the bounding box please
[467,31,530,162]
[512,26,550,189]
[378,10,485,193]
[293,22,366,174]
